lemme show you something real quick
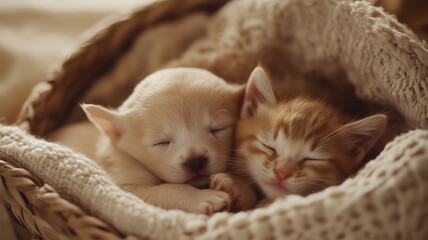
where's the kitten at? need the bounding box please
[210,67,387,209]
[51,68,245,214]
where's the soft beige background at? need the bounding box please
[0,1,147,239]
[0,0,147,124]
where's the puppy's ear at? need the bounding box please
[241,67,276,118]
[82,104,125,143]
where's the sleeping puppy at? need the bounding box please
[50,68,245,214]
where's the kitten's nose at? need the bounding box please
[184,156,208,173]
[274,161,294,180]
[274,168,292,181]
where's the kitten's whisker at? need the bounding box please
[301,179,340,189]
[302,185,323,194]
[299,180,325,187]
[303,178,337,185]
[307,176,346,183]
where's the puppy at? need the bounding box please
[51,68,245,214]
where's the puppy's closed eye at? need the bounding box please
[210,126,230,135]
[153,141,171,149]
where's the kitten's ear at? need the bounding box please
[337,114,387,164]
[241,67,276,118]
[82,104,125,143]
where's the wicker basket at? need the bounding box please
[1,0,228,239]
[1,0,428,239]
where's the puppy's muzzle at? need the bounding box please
[184,156,207,173]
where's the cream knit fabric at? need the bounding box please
[1,0,428,239]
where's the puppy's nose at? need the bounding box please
[184,156,208,173]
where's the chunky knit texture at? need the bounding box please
[1,0,428,239]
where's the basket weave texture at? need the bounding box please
[1,0,428,239]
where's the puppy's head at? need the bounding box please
[83,68,244,186]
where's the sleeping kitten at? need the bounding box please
[51,68,245,214]
[210,67,387,209]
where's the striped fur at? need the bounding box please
[234,67,386,200]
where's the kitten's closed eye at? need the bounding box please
[301,157,327,166]
[153,141,171,148]
[261,142,276,156]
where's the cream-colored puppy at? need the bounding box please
[52,68,245,214]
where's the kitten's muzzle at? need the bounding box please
[274,168,292,181]
[184,156,208,173]
[274,161,294,181]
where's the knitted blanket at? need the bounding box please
[1,0,428,239]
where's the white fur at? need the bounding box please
[54,68,245,214]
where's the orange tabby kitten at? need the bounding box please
[210,67,387,209]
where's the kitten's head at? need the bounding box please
[236,67,387,199]
[83,68,245,187]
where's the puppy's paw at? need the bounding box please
[194,189,231,215]
[210,173,236,198]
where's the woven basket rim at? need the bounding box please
[0,151,140,240]
[15,0,230,137]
